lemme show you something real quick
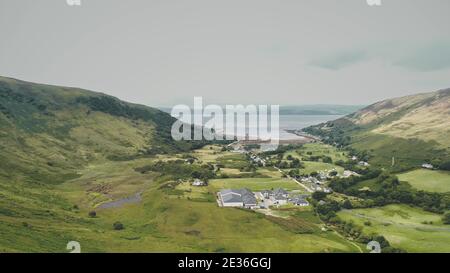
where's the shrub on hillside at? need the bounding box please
[443,213,450,225]
[113,221,124,230]
[439,160,450,171]
[342,199,353,209]
[312,191,328,201]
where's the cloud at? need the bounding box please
[309,50,367,70]
[393,43,450,72]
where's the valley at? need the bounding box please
[0,76,449,253]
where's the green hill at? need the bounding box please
[0,76,213,251]
[304,88,450,171]
[0,76,203,184]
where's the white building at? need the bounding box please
[192,179,206,186]
[270,194,287,205]
[358,161,370,167]
[342,170,359,178]
[290,196,309,207]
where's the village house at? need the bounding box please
[289,195,309,207]
[272,188,289,198]
[260,190,272,199]
[301,176,324,185]
[310,184,331,193]
[342,170,359,178]
[249,154,266,166]
[268,188,288,205]
[270,194,287,205]
[192,179,207,186]
[358,161,370,167]
[318,172,327,181]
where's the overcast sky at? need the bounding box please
[1,0,450,107]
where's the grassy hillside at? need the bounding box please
[397,169,450,193]
[0,76,209,252]
[337,204,450,252]
[0,76,202,184]
[304,88,450,171]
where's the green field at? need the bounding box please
[337,204,450,252]
[92,186,361,252]
[192,145,231,163]
[281,143,346,175]
[397,169,450,193]
[297,143,348,163]
[209,177,304,191]
[216,153,250,169]
[299,161,344,175]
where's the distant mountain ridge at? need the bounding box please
[158,104,364,116]
[304,88,450,171]
[279,105,364,116]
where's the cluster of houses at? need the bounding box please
[300,176,329,193]
[260,188,289,205]
[296,168,359,193]
[249,154,266,166]
[310,184,331,193]
[259,188,309,207]
[217,187,309,209]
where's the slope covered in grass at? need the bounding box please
[304,88,450,171]
[397,169,450,193]
[0,76,201,185]
[0,76,210,252]
[337,204,450,252]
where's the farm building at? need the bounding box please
[218,188,257,208]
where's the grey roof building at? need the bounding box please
[273,188,288,197]
[260,190,273,198]
[290,195,309,206]
[240,188,257,206]
[220,189,243,203]
[219,188,257,207]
